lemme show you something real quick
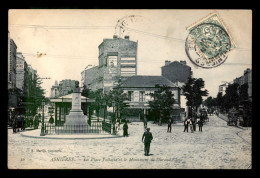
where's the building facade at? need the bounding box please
[8,37,17,89]
[161,60,192,83]
[83,35,138,92]
[218,82,229,95]
[119,75,181,121]
[81,65,102,91]
[16,52,28,91]
[50,81,60,98]
[161,60,192,117]
[233,68,252,99]
[50,79,76,98]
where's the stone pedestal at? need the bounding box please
[62,92,88,134]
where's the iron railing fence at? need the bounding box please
[44,121,112,135]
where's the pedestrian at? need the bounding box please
[144,117,147,129]
[190,121,193,133]
[167,119,172,132]
[191,117,196,131]
[142,128,153,156]
[184,118,190,132]
[198,119,203,132]
[123,121,128,137]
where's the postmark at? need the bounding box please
[185,12,235,68]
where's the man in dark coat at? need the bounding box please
[142,128,153,156]
[143,117,147,129]
[184,118,189,132]
[198,119,203,132]
[167,119,172,132]
[191,117,196,131]
[123,122,128,137]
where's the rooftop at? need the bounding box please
[120,75,178,88]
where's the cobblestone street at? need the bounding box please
[8,115,251,169]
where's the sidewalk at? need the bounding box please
[20,128,122,140]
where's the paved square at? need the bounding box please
[8,115,251,169]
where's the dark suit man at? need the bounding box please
[198,119,203,132]
[142,128,153,156]
[123,122,128,137]
[167,119,172,132]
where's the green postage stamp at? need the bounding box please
[185,12,236,68]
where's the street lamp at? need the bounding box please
[40,99,46,136]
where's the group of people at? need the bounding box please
[184,117,203,132]
[113,119,129,137]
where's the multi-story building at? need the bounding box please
[83,35,138,92]
[16,52,28,91]
[50,79,76,98]
[119,75,181,121]
[8,35,17,89]
[218,82,229,95]
[161,60,192,83]
[50,81,60,98]
[81,65,102,91]
[25,65,37,99]
[161,60,192,117]
[233,68,252,99]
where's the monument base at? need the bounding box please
[59,111,88,134]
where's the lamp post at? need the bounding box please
[40,99,45,136]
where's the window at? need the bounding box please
[139,91,145,102]
[128,91,134,101]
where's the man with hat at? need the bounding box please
[142,128,153,156]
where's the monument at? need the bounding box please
[63,81,88,133]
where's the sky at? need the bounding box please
[8,9,252,98]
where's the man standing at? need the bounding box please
[144,117,147,129]
[167,119,172,132]
[191,117,196,131]
[142,128,153,156]
[184,118,189,132]
[123,121,128,137]
[198,119,203,132]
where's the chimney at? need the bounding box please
[180,60,187,65]
[165,60,171,66]
[113,35,118,39]
[124,35,130,40]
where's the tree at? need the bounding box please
[204,96,216,108]
[239,83,249,102]
[148,84,175,124]
[223,83,240,111]
[182,76,208,117]
[24,70,45,118]
[216,92,223,111]
[107,78,129,121]
[81,84,90,116]
[193,78,209,111]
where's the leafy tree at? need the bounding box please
[182,76,208,117]
[87,88,104,121]
[107,78,129,122]
[81,84,90,116]
[204,96,217,108]
[216,92,223,111]
[239,83,249,102]
[223,83,240,111]
[148,84,175,124]
[193,78,209,111]
[24,70,45,118]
